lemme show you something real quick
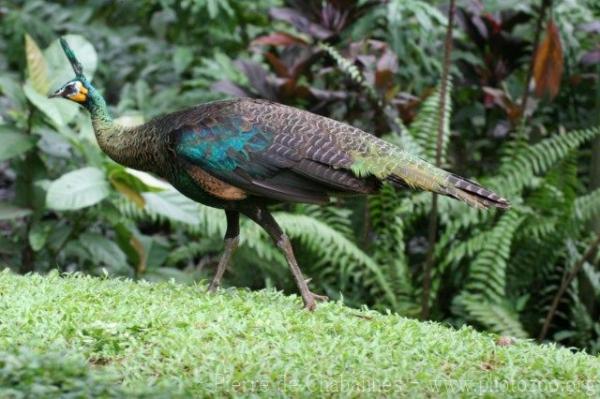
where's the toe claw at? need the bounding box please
[304,299,317,311]
[207,282,219,293]
[313,293,328,302]
[302,291,328,310]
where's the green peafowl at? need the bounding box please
[50,38,509,310]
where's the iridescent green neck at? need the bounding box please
[86,85,109,115]
[84,85,158,172]
[86,86,115,131]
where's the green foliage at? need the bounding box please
[1,272,600,398]
[408,79,452,164]
[367,184,419,316]
[0,129,35,161]
[462,211,524,303]
[46,167,110,211]
[385,0,447,91]
[0,347,151,398]
[1,0,600,355]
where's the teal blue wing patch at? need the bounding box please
[175,116,272,173]
[173,115,331,203]
[173,114,371,203]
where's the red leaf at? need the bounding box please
[533,20,564,99]
[251,32,307,47]
[483,13,502,34]
[264,52,291,78]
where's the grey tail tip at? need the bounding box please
[447,174,511,210]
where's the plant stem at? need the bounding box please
[538,232,600,341]
[518,0,552,121]
[421,0,455,320]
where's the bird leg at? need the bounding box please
[276,236,329,309]
[208,210,239,292]
[244,206,328,310]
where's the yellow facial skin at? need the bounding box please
[67,81,88,103]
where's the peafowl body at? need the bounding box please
[51,39,509,310]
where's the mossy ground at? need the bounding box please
[0,270,598,398]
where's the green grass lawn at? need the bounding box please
[0,270,599,398]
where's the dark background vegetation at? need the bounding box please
[1,0,599,352]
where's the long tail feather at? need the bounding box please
[387,161,510,209]
[348,138,509,209]
[442,174,510,209]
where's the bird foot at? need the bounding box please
[207,280,219,293]
[302,291,328,311]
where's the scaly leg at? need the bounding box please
[208,210,239,292]
[243,206,328,310]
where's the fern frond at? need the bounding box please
[574,188,600,223]
[367,184,419,315]
[294,203,355,240]
[408,79,452,164]
[462,211,524,303]
[492,126,600,192]
[318,42,378,100]
[454,295,528,338]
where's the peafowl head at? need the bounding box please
[49,38,96,107]
[50,79,89,103]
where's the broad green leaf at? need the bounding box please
[62,239,88,260]
[35,127,72,158]
[0,128,36,161]
[47,224,73,252]
[142,235,170,270]
[79,232,128,270]
[46,167,110,211]
[124,168,171,190]
[28,221,53,251]
[0,76,27,107]
[0,203,32,220]
[25,34,49,94]
[142,191,201,225]
[173,46,193,74]
[206,0,219,18]
[45,34,98,91]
